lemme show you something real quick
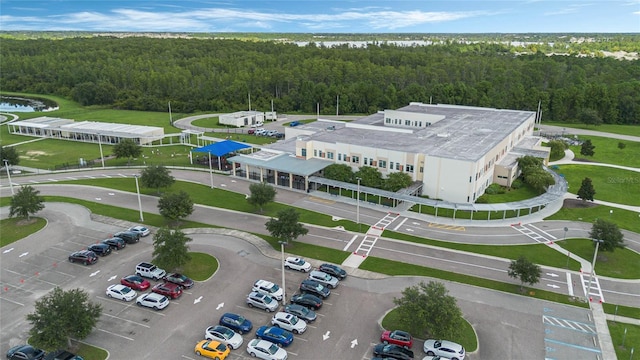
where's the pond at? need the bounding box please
[0,96,58,112]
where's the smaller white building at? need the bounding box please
[219,111,265,127]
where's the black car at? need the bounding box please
[113,231,140,244]
[373,343,414,360]
[102,237,126,250]
[6,344,46,360]
[43,349,83,360]
[319,263,347,280]
[284,303,317,322]
[299,279,330,298]
[290,293,323,310]
[88,243,112,256]
[68,250,98,265]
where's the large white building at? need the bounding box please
[232,102,549,204]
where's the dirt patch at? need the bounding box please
[563,199,598,209]
[16,218,38,226]
[572,157,597,163]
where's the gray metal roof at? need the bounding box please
[227,151,333,176]
[11,116,164,137]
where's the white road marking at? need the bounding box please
[343,234,358,251]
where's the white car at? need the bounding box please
[308,270,339,289]
[423,339,466,360]
[254,128,267,136]
[129,225,150,237]
[253,280,284,301]
[246,339,288,360]
[106,284,137,301]
[136,292,169,310]
[284,257,311,272]
[270,312,307,334]
[205,325,244,350]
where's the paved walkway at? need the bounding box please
[539,124,640,142]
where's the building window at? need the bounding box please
[406,165,414,173]
[301,149,307,157]
[419,166,423,173]
[338,153,342,161]
[379,160,387,168]
[314,149,317,157]
[405,120,411,126]
[364,158,369,165]
[390,161,394,169]
[352,156,359,164]
[385,118,391,124]
[396,163,400,170]
[327,152,334,159]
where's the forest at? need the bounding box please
[1,36,639,124]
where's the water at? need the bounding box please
[0,96,58,112]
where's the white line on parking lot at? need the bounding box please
[287,351,299,356]
[294,336,308,342]
[95,327,134,341]
[0,296,25,306]
[180,356,196,360]
[101,313,151,328]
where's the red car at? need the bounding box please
[152,282,183,299]
[120,275,151,291]
[381,329,413,349]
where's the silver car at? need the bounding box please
[246,291,279,312]
[308,270,339,289]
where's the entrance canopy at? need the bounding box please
[193,140,250,156]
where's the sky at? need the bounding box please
[0,1,638,33]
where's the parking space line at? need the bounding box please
[0,296,25,306]
[294,336,308,341]
[95,327,134,341]
[287,351,299,356]
[101,313,151,328]
[544,338,601,354]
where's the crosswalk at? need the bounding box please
[351,212,400,257]
[511,223,557,243]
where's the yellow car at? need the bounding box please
[194,340,230,360]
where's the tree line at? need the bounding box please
[2,37,639,124]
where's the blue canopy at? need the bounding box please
[193,140,251,157]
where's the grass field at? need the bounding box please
[555,239,640,279]
[546,203,640,234]
[556,165,640,206]
[544,121,640,138]
[568,135,640,168]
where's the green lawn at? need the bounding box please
[608,321,640,360]
[603,303,640,320]
[556,164,640,206]
[381,307,478,352]
[544,121,640,138]
[555,239,640,279]
[0,217,47,246]
[568,135,640,168]
[546,204,640,234]
[182,252,218,281]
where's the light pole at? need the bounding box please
[279,241,287,305]
[208,151,214,188]
[586,238,604,302]
[564,227,570,268]
[98,134,105,168]
[356,178,361,231]
[3,159,14,195]
[134,175,144,222]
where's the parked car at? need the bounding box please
[163,272,194,289]
[135,262,166,280]
[68,250,98,265]
[246,291,279,312]
[299,279,330,298]
[88,243,111,256]
[128,225,150,237]
[43,349,84,360]
[381,330,413,349]
[284,257,311,272]
[6,345,45,360]
[270,312,307,334]
[283,303,316,322]
[205,325,244,350]
[136,292,169,310]
[248,128,256,135]
[253,279,283,300]
[318,263,347,280]
[289,121,301,127]
[266,130,278,137]
[113,231,140,244]
[289,293,322,310]
[308,270,339,289]
[120,274,150,291]
[246,339,288,360]
[372,343,414,360]
[152,282,183,299]
[274,132,284,139]
[423,340,465,360]
[194,340,230,360]
[102,237,126,250]
[219,313,253,334]
[254,128,267,136]
[256,326,293,347]
[106,284,137,301]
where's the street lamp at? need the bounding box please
[564,227,570,268]
[356,178,361,231]
[279,241,287,305]
[208,151,214,189]
[134,175,144,222]
[3,159,14,195]
[586,238,604,302]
